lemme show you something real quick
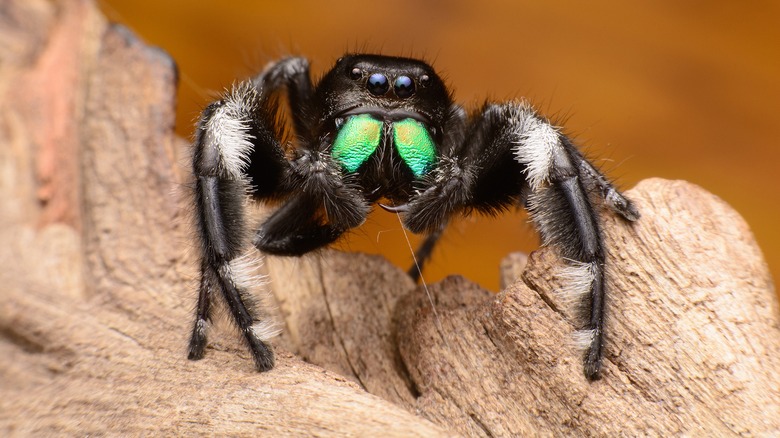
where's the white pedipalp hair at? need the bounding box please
[510,103,562,190]
[205,85,257,179]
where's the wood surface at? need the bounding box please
[1,1,778,436]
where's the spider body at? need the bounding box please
[309,55,452,208]
[188,54,639,380]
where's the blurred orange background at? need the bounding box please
[100,1,779,292]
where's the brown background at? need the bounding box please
[99,0,779,291]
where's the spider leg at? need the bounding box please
[402,101,633,379]
[507,102,614,380]
[407,223,446,282]
[189,88,281,370]
[530,176,607,379]
[254,143,370,255]
[253,195,347,255]
[571,147,640,221]
[251,57,314,139]
[189,58,315,371]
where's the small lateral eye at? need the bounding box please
[394,75,415,98]
[349,67,362,80]
[419,74,430,87]
[367,73,390,95]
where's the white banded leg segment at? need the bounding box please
[226,253,281,343]
[557,260,597,310]
[558,176,606,379]
[250,320,282,343]
[189,80,277,371]
[508,101,563,191]
[226,251,269,292]
[573,329,597,351]
[197,82,259,180]
[515,114,608,379]
[215,259,275,371]
[558,260,601,352]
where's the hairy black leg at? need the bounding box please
[252,59,370,229]
[455,101,614,379]
[572,149,640,221]
[188,257,215,360]
[189,82,289,371]
[192,173,275,371]
[525,173,606,379]
[502,101,613,380]
[407,224,446,282]
[255,151,366,255]
[549,175,606,379]
[254,195,347,256]
[251,57,315,140]
[409,101,629,379]
[246,57,365,254]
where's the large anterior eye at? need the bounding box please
[394,75,415,98]
[367,73,390,95]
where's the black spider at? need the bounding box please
[187,54,639,380]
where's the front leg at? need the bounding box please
[253,195,348,256]
[506,101,636,379]
[407,223,446,282]
[572,147,640,221]
[251,57,314,139]
[189,57,320,371]
[403,101,638,379]
[190,89,279,370]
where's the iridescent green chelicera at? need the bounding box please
[393,118,436,176]
[331,114,383,172]
[332,115,435,176]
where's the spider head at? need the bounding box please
[317,54,451,126]
[315,55,455,197]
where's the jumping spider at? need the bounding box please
[187,54,639,380]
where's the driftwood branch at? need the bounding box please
[1,0,778,436]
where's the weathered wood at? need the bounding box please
[1,0,778,436]
[0,1,445,436]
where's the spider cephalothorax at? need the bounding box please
[188,54,639,380]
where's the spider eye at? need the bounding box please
[394,75,415,98]
[349,67,362,80]
[367,73,390,95]
[419,74,430,87]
